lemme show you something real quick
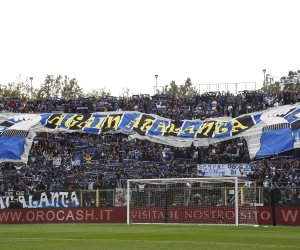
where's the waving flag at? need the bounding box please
[0,130,28,160]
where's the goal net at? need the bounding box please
[127,177,258,226]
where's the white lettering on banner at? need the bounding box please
[281,210,298,222]
[259,211,271,220]
[57,211,65,221]
[66,210,75,220]
[0,196,14,209]
[26,211,35,221]
[1,207,300,224]
[38,192,51,208]
[0,209,116,223]
[130,209,257,221]
[50,192,60,207]
[0,197,6,208]
[18,196,28,208]
[36,211,44,221]
[0,211,21,222]
[105,210,113,220]
[169,211,179,219]
[197,164,250,177]
[70,191,80,206]
[0,191,79,209]
[131,210,165,220]
[28,196,38,208]
[46,211,55,221]
[77,210,84,220]
[60,192,69,208]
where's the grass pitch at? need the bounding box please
[0,223,299,250]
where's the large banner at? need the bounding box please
[0,206,299,225]
[0,190,80,209]
[197,164,251,177]
[0,207,127,224]
[2,104,300,162]
[280,78,297,84]
[129,206,300,225]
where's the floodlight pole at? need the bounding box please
[155,75,158,94]
[262,69,266,89]
[29,77,33,99]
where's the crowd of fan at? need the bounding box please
[0,131,250,193]
[1,90,300,120]
[0,90,300,201]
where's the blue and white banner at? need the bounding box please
[197,163,251,177]
[0,190,80,209]
[2,105,300,162]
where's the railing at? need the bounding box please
[80,189,116,207]
[262,187,300,207]
[1,186,300,210]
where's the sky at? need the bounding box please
[0,0,299,97]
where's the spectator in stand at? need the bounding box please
[2,90,300,197]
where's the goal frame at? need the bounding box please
[127,177,240,226]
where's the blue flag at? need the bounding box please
[0,130,28,160]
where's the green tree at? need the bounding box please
[272,81,281,94]
[14,80,31,99]
[157,78,198,97]
[258,70,300,94]
[0,74,84,100]
[180,77,198,97]
[84,87,111,97]
[0,83,12,98]
[119,87,130,98]
[169,80,178,95]
[35,88,46,100]
[281,70,300,91]
[259,75,269,93]
[61,76,83,99]
[53,75,62,98]
[163,80,178,96]
[39,75,55,98]
[0,81,31,99]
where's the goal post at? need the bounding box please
[127,177,258,226]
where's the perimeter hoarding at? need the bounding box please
[0,207,127,224]
[1,207,300,225]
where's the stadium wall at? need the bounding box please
[0,207,300,225]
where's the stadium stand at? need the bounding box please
[1,90,300,206]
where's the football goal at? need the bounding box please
[127,177,258,226]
